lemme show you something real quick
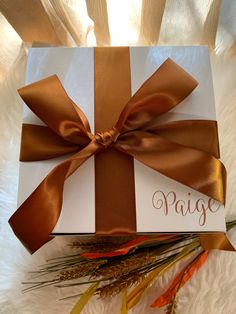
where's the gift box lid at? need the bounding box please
[17,46,226,235]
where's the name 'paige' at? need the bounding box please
[152,190,221,226]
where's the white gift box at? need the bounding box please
[17,46,226,234]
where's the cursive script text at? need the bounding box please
[152,190,221,226]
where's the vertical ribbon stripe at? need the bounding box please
[94,47,136,235]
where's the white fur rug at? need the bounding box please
[0,46,236,314]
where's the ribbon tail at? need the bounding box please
[115,131,226,204]
[199,233,235,251]
[9,140,100,253]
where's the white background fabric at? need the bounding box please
[0,1,236,313]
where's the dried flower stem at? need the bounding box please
[165,297,178,314]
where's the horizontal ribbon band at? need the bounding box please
[9,56,227,253]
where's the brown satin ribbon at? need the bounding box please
[9,52,228,253]
[94,48,136,235]
[200,234,235,251]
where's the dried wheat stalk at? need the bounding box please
[97,272,146,298]
[58,260,106,281]
[93,249,157,280]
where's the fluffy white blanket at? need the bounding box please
[0,46,236,314]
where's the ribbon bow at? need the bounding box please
[9,58,226,253]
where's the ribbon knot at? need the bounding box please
[94,127,120,148]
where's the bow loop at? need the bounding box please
[116,59,198,133]
[19,75,91,145]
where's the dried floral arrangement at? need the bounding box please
[23,221,236,314]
